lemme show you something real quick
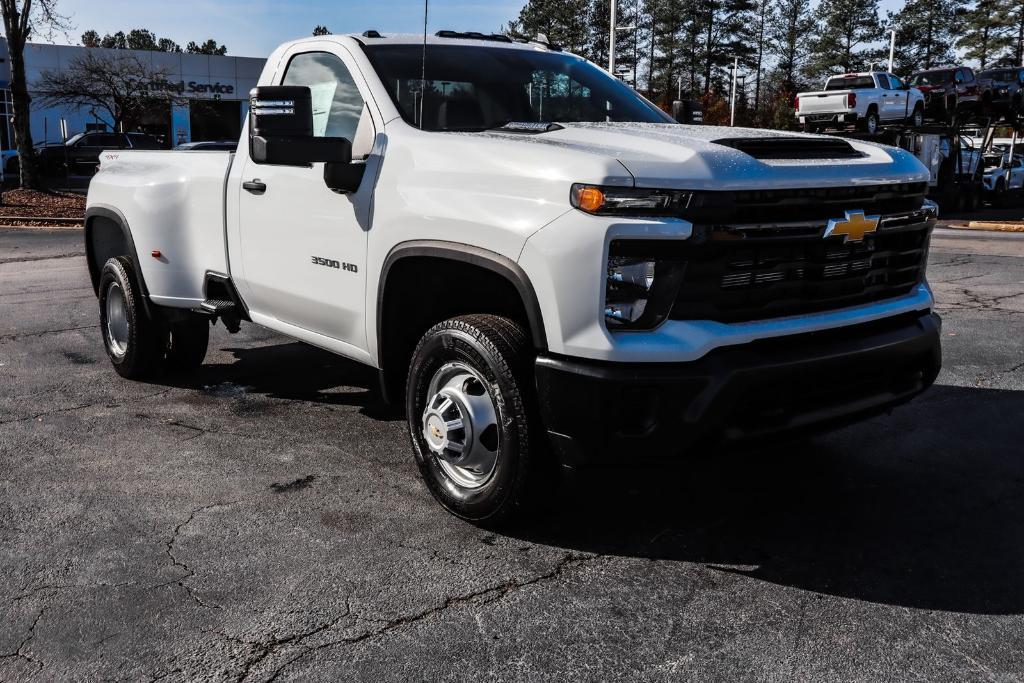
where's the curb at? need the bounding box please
[946,221,1024,233]
[0,223,82,230]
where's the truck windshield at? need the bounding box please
[361,44,672,131]
[909,71,953,86]
[824,76,875,90]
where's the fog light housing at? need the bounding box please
[604,248,687,330]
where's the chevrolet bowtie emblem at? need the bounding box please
[824,210,880,243]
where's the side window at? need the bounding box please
[955,70,964,84]
[282,51,364,141]
[890,75,905,90]
[964,68,975,83]
[877,74,891,90]
[77,134,100,147]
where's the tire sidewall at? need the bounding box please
[98,257,160,377]
[406,324,527,521]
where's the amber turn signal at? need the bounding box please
[572,185,605,213]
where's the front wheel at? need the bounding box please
[406,314,540,524]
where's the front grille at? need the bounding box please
[680,183,928,224]
[610,216,932,324]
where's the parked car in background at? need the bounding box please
[977,67,1024,115]
[908,66,991,122]
[173,140,239,151]
[982,153,1024,206]
[32,132,162,178]
[795,71,924,133]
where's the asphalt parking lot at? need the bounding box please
[1,226,1023,681]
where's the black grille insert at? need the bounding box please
[680,183,928,224]
[610,222,932,324]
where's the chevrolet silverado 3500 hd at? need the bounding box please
[85,32,942,523]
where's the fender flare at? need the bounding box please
[84,205,152,316]
[377,240,547,351]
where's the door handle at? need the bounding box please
[243,179,267,194]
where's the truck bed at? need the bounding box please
[86,150,235,308]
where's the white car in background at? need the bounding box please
[982,153,1024,205]
[797,72,926,134]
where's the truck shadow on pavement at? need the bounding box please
[509,383,1024,616]
[154,341,399,420]
[155,340,1022,615]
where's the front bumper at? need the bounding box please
[535,311,941,467]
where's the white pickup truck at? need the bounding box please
[86,32,942,523]
[797,72,926,134]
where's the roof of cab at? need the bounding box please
[316,31,559,52]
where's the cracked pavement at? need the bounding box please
[1,226,1023,681]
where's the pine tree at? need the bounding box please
[506,0,591,56]
[804,0,881,80]
[769,0,812,95]
[957,0,1013,70]
[750,0,772,119]
[888,0,962,74]
[998,0,1024,66]
[696,0,757,95]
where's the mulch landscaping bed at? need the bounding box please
[0,189,85,227]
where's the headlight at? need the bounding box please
[571,183,693,217]
[604,245,687,330]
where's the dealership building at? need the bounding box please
[0,39,266,149]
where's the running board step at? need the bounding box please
[200,299,237,315]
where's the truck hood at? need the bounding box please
[485,122,929,190]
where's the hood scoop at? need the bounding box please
[712,137,866,160]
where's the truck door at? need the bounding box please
[876,74,896,120]
[235,46,378,354]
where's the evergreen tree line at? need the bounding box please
[507,0,1024,127]
[80,28,228,56]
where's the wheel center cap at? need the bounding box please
[425,414,447,450]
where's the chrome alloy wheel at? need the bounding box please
[104,281,130,358]
[421,362,500,489]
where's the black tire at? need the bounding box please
[994,178,1007,208]
[406,314,539,525]
[946,98,959,125]
[802,122,819,134]
[909,103,924,128]
[858,109,879,134]
[98,256,164,379]
[165,316,210,371]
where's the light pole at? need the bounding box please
[610,0,617,74]
[888,30,897,73]
[729,57,739,126]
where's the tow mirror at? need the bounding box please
[248,86,351,166]
[671,99,703,125]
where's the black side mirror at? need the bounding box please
[249,86,351,166]
[671,99,703,124]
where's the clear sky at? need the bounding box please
[50,0,906,59]
[49,0,524,58]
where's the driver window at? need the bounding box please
[877,74,892,89]
[282,51,365,142]
[955,70,964,84]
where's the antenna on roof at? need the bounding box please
[419,0,429,130]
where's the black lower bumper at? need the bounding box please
[535,312,941,468]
